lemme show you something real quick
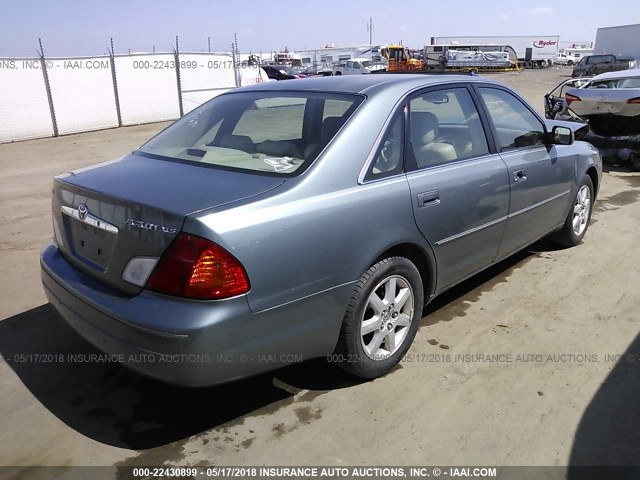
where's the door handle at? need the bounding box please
[417,190,440,207]
[514,170,527,183]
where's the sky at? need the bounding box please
[0,0,638,57]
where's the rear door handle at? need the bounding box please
[514,170,527,183]
[417,190,440,207]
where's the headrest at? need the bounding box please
[321,116,344,143]
[411,111,439,144]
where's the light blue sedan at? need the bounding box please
[41,74,602,386]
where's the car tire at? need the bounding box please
[554,175,594,247]
[333,257,424,379]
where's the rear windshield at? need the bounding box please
[137,91,363,175]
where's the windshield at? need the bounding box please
[138,92,363,175]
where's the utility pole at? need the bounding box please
[367,17,374,44]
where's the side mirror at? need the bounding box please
[552,125,574,145]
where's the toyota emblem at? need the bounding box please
[78,203,88,221]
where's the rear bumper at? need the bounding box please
[41,242,351,386]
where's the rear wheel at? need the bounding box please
[334,257,424,379]
[554,175,594,247]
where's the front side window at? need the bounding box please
[409,87,489,168]
[138,92,363,175]
[478,87,546,152]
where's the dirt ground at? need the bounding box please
[1,67,639,473]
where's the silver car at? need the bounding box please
[41,75,602,386]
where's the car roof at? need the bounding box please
[592,68,640,82]
[234,73,495,95]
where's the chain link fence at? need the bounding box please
[0,38,267,143]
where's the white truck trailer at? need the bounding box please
[594,23,640,59]
[430,35,560,67]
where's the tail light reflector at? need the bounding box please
[627,97,640,104]
[146,233,250,300]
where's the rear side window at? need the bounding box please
[138,92,363,176]
[477,88,545,152]
[364,112,404,181]
[620,77,640,88]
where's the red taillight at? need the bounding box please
[627,97,640,104]
[565,93,581,105]
[146,233,250,300]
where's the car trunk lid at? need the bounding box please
[52,153,284,295]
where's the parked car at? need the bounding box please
[41,75,602,387]
[261,64,307,80]
[333,58,386,75]
[555,53,572,66]
[299,65,333,76]
[566,69,640,169]
[571,54,636,77]
[567,69,640,135]
[544,77,592,120]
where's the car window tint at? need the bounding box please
[233,98,306,143]
[409,87,489,168]
[364,112,404,181]
[478,87,545,152]
[323,99,353,121]
[138,92,363,176]
[620,78,640,88]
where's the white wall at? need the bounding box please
[179,53,236,113]
[0,59,54,142]
[114,53,181,125]
[47,57,119,134]
[0,52,269,143]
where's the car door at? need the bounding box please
[474,86,574,259]
[546,79,582,118]
[404,85,511,290]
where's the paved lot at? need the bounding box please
[1,68,639,470]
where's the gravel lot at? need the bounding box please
[1,67,639,471]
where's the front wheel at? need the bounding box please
[333,257,424,379]
[554,175,594,247]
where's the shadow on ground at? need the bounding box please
[0,304,365,449]
[568,333,640,476]
[0,242,556,450]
